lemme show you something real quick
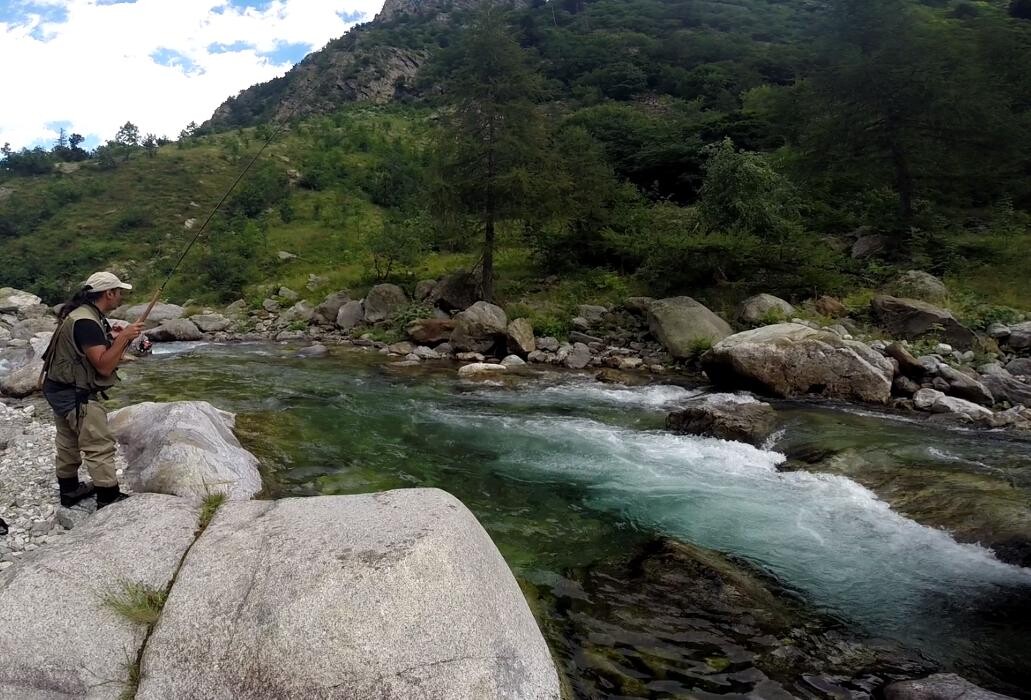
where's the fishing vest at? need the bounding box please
[42,304,119,391]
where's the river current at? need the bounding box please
[118,342,1031,698]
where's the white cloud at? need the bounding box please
[0,0,384,149]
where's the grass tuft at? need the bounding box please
[103,581,168,627]
[198,492,227,532]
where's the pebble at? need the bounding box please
[0,400,128,564]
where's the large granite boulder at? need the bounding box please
[136,490,560,699]
[1005,321,1031,350]
[886,270,949,303]
[313,292,350,326]
[646,297,733,360]
[111,302,185,328]
[736,294,795,325]
[429,271,479,312]
[870,295,977,349]
[0,495,198,700]
[279,300,315,325]
[450,302,508,354]
[407,318,457,346]
[884,673,1015,700]
[109,401,262,500]
[145,318,203,342]
[1006,357,1031,377]
[702,323,894,404]
[0,287,42,317]
[363,284,408,323]
[937,364,993,406]
[666,394,776,446]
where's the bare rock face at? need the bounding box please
[870,295,977,349]
[646,297,733,360]
[666,394,776,446]
[702,323,894,404]
[136,490,560,699]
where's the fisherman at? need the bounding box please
[40,272,145,508]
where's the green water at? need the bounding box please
[116,342,1031,698]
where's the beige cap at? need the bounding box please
[82,271,132,292]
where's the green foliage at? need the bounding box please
[367,216,426,280]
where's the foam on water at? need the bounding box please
[427,403,1031,641]
[150,341,209,356]
[467,377,702,410]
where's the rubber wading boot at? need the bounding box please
[58,477,96,508]
[95,485,129,509]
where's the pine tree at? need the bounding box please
[431,5,548,302]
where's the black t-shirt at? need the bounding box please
[73,318,110,350]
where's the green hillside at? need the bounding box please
[2,0,1030,331]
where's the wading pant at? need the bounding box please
[54,402,118,488]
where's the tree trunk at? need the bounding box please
[889,138,914,225]
[482,217,495,303]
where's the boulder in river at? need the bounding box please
[137,490,560,699]
[458,362,507,378]
[666,394,776,446]
[279,300,315,325]
[884,673,1015,700]
[870,295,977,350]
[363,283,408,323]
[109,401,262,500]
[937,364,994,406]
[189,313,231,333]
[646,296,733,360]
[980,372,1031,408]
[702,323,894,404]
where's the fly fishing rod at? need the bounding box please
[135,78,315,326]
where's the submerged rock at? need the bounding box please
[109,401,262,500]
[702,323,894,404]
[666,394,776,446]
[884,673,1015,700]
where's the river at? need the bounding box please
[116,342,1031,698]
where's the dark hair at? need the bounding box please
[58,287,104,320]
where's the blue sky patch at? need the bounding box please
[338,9,366,22]
[259,41,311,65]
[0,2,68,28]
[208,40,255,53]
[151,47,200,73]
[226,0,275,10]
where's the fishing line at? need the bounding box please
[138,76,318,324]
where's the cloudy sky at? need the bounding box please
[0,0,384,150]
